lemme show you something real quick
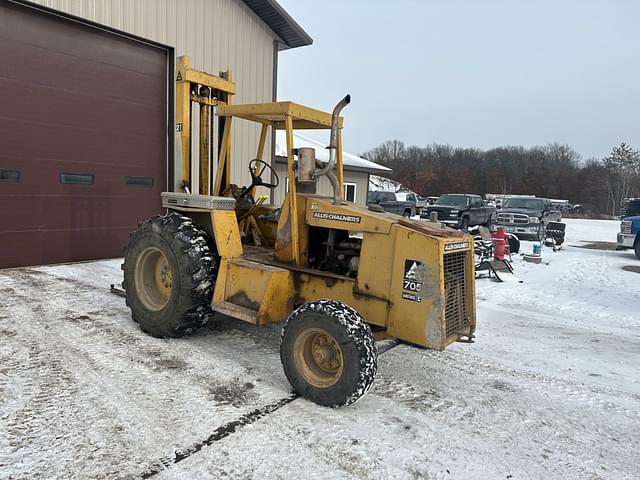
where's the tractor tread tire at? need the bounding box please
[280,300,377,408]
[122,212,217,338]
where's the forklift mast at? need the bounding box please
[174,55,235,195]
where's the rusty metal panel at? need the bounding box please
[0,1,169,268]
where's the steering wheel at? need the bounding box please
[249,159,279,189]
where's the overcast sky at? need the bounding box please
[276,0,640,160]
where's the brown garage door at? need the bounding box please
[0,1,170,269]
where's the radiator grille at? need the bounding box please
[497,213,529,225]
[443,251,470,337]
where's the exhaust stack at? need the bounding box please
[313,95,351,204]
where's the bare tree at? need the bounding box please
[362,140,405,166]
[602,142,640,215]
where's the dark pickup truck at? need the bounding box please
[497,197,562,240]
[421,194,496,229]
[367,191,415,217]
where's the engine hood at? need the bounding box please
[500,208,542,216]
[426,205,461,213]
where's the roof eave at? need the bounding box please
[241,0,313,50]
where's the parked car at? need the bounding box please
[497,197,562,240]
[367,191,415,217]
[616,214,640,259]
[421,194,496,229]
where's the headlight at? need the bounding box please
[450,210,459,216]
[622,221,632,234]
[529,216,540,224]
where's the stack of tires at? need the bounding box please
[544,222,566,247]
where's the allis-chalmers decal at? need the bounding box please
[444,241,470,252]
[312,212,362,224]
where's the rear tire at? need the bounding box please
[122,212,217,338]
[280,300,377,407]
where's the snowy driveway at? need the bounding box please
[1,219,639,479]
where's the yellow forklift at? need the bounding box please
[123,57,476,407]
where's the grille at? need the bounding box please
[443,251,470,337]
[497,213,529,225]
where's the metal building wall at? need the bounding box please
[272,162,371,206]
[30,0,277,190]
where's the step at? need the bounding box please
[213,301,259,324]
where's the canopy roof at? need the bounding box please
[217,101,343,130]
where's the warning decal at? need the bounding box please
[402,259,424,302]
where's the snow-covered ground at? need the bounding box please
[1,219,638,479]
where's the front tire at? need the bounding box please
[280,300,377,407]
[635,238,640,259]
[460,216,470,230]
[123,212,217,338]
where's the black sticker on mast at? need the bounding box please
[402,259,424,302]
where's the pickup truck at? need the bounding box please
[395,191,426,216]
[367,191,415,217]
[421,194,496,229]
[616,216,640,259]
[497,197,562,240]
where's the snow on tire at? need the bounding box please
[122,212,217,338]
[280,299,377,408]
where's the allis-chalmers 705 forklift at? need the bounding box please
[123,57,476,407]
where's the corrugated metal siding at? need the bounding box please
[272,163,370,206]
[29,0,277,190]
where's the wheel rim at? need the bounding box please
[293,327,344,389]
[134,247,173,311]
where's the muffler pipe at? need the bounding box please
[326,170,341,205]
[314,94,351,179]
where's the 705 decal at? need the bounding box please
[403,280,422,292]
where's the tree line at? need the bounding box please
[362,140,640,216]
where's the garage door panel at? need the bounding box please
[1,3,165,76]
[0,1,169,269]
[1,227,129,267]
[0,118,164,167]
[0,78,164,138]
[0,36,166,106]
[0,191,161,229]
[0,156,164,192]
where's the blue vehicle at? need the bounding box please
[617,216,640,259]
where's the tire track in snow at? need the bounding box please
[140,395,297,478]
